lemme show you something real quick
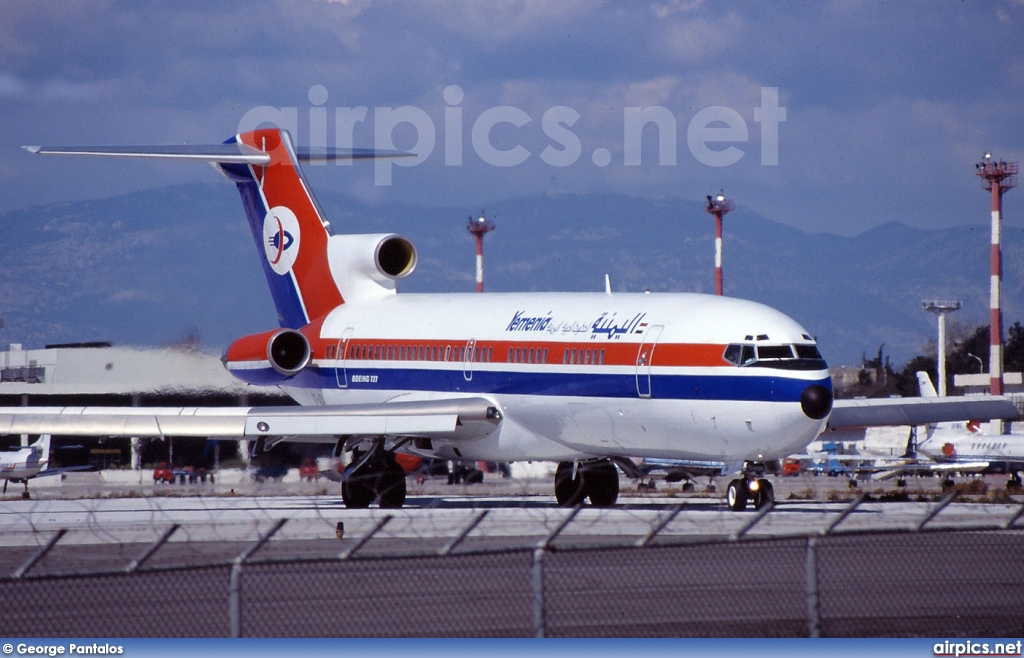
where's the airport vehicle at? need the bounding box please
[152,462,174,484]
[3,129,1018,511]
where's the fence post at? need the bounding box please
[531,546,545,638]
[805,536,820,638]
[531,506,582,638]
[12,529,67,579]
[227,518,288,637]
[228,561,243,638]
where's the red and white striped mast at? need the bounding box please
[705,190,734,296]
[975,153,1017,401]
[466,211,495,293]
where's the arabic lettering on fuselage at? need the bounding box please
[589,312,648,340]
[505,311,648,339]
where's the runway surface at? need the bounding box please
[3,472,1023,574]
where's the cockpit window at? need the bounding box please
[794,344,823,360]
[756,345,794,360]
[723,342,826,370]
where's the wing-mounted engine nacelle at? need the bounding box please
[327,233,417,301]
[267,328,312,376]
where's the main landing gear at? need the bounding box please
[725,463,775,511]
[341,442,407,509]
[554,460,619,507]
[2,478,32,500]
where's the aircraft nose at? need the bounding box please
[800,384,833,420]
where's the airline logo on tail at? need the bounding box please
[263,206,300,274]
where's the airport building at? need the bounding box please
[0,342,292,470]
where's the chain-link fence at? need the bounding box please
[3,498,1024,637]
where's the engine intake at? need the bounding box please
[267,329,311,376]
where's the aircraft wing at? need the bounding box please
[827,395,1019,430]
[27,465,95,479]
[0,398,501,443]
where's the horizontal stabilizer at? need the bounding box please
[23,143,271,165]
[23,143,413,164]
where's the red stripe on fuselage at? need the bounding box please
[226,333,730,369]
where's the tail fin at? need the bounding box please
[916,371,938,398]
[30,434,51,460]
[218,129,341,327]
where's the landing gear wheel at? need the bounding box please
[897,478,907,488]
[1008,474,1023,491]
[377,460,408,509]
[751,478,774,510]
[554,462,586,506]
[341,475,375,508]
[726,479,748,511]
[585,461,619,507]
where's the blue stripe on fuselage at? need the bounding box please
[231,364,830,403]
[219,145,308,329]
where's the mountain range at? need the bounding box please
[0,182,1020,368]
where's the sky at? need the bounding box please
[1,0,1022,238]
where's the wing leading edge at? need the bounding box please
[0,398,501,443]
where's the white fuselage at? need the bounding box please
[231,291,833,465]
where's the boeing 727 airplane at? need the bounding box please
[3,128,1018,510]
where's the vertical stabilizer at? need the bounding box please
[219,129,344,328]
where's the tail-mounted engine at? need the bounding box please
[267,329,311,376]
[327,233,417,301]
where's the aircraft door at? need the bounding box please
[335,328,353,389]
[463,338,476,381]
[635,324,664,398]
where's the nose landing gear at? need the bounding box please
[725,463,775,511]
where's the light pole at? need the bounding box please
[975,153,1017,398]
[466,211,495,293]
[922,300,961,397]
[705,190,733,296]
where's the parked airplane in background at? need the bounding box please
[2,128,1018,510]
[0,435,73,498]
[910,373,1024,489]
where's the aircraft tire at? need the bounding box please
[377,461,407,509]
[752,478,774,510]
[554,462,587,506]
[726,479,748,511]
[585,461,619,507]
[342,475,375,508]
